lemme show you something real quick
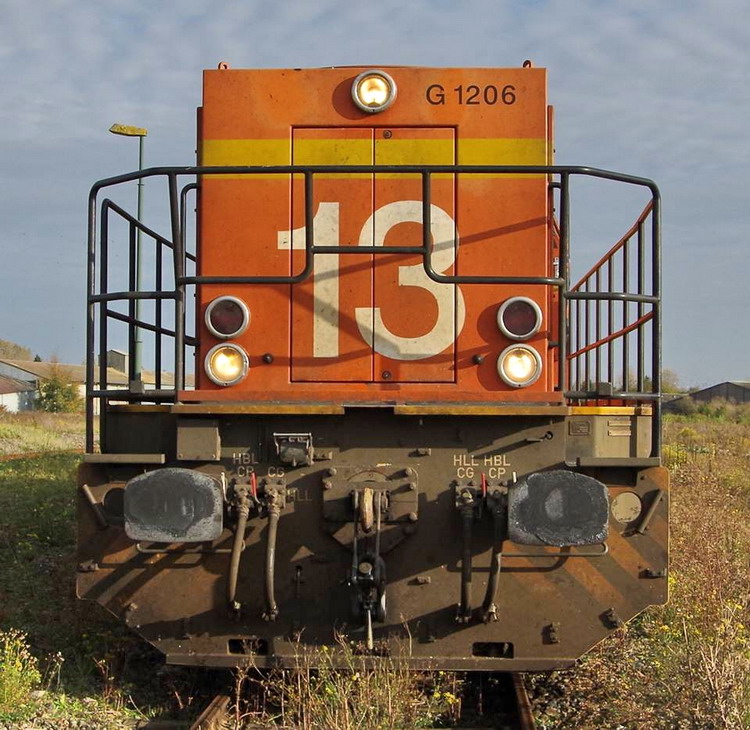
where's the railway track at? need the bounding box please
[185,672,536,730]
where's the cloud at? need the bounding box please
[0,0,748,383]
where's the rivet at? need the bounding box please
[382,370,392,380]
[383,130,392,139]
[262,353,274,364]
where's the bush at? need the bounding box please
[36,369,81,413]
[0,629,41,721]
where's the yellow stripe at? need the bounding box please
[202,139,290,166]
[569,406,653,416]
[459,138,546,165]
[374,138,454,165]
[395,405,568,416]
[201,137,547,179]
[294,138,372,165]
[395,405,652,416]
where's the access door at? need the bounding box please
[290,127,458,383]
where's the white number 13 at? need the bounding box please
[278,201,466,361]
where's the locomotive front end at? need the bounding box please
[78,64,667,671]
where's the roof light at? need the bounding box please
[352,70,397,113]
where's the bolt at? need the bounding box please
[323,480,333,490]
[358,561,373,576]
[383,130,392,138]
[547,623,560,644]
[415,575,431,585]
[404,467,414,478]
[382,370,392,380]
[327,467,337,477]
[407,512,418,523]
[408,481,417,491]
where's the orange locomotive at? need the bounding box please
[78,64,667,670]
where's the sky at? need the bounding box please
[0,0,748,388]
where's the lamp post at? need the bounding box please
[109,123,148,383]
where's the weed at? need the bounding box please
[0,629,41,721]
[530,417,750,728]
[229,635,461,729]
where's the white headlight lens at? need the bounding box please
[205,344,249,386]
[352,70,397,113]
[497,345,542,388]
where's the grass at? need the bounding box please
[0,410,86,455]
[528,415,750,729]
[231,638,462,729]
[1,409,749,727]
[0,449,209,727]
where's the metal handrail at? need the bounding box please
[85,164,661,453]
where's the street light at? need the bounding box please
[109,123,148,384]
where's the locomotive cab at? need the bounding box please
[78,64,667,670]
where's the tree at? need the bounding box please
[661,368,682,394]
[36,365,81,413]
[0,339,32,360]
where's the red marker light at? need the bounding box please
[206,296,250,339]
[497,297,542,341]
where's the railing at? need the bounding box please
[86,165,661,452]
[566,201,658,401]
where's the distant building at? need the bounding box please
[664,381,750,413]
[0,375,35,412]
[0,354,190,412]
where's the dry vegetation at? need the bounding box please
[528,410,750,729]
[230,638,462,729]
[0,411,85,456]
[0,409,749,728]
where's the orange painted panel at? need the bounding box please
[372,128,456,382]
[456,177,551,393]
[196,66,555,402]
[290,128,374,382]
[197,178,291,391]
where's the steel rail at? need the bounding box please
[512,673,538,730]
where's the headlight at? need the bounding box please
[497,297,542,341]
[205,296,250,339]
[351,70,397,113]
[497,345,542,388]
[205,344,249,386]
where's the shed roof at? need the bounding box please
[0,375,35,395]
